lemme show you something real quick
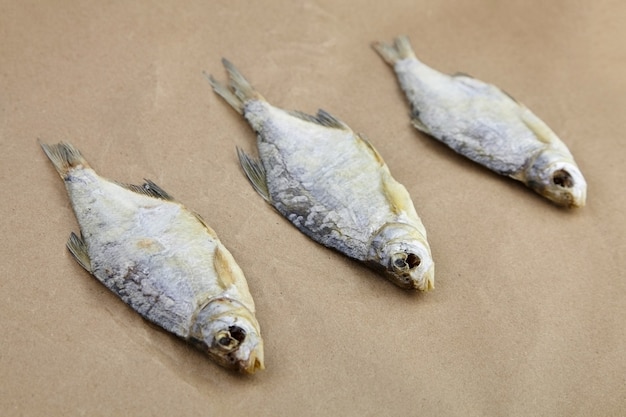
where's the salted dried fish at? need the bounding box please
[373,36,587,208]
[41,142,264,373]
[207,59,434,291]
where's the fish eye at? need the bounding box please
[391,253,421,271]
[218,335,233,347]
[552,169,574,188]
[215,326,247,351]
[394,258,407,268]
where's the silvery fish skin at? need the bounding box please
[41,142,264,374]
[372,36,587,208]
[207,59,434,291]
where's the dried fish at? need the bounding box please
[373,36,587,207]
[41,142,264,373]
[207,59,434,291]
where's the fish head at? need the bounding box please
[191,297,265,374]
[368,223,435,291]
[525,150,587,208]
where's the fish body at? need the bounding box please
[41,142,264,373]
[373,36,587,207]
[208,60,434,291]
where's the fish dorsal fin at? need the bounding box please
[126,179,220,238]
[66,232,92,272]
[453,72,519,103]
[315,109,348,129]
[122,179,175,201]
[452,72,492,93]
[142,180,174,200]
[452,71,474,79]
[288,109,348,130]
[237,147,270,202]
[288,110,317,124]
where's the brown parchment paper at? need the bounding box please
[1,1,625,416]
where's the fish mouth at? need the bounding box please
[423,265,435,291]
[410,261,435,291]
[237,350,265,374]
[387,247,435,291]
[390,271,434,291]
[567,186,587,208]
[529,159,587,208]
[367,222,435,291]
[548,165,587,208]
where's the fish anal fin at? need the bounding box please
[191,212,220,239]
[237,148,270,202]
[411,116,432,135]
[67,232,92,272]
[501,89,519,104]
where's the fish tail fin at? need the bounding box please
[205,59,264,114]
[39,141,90,178]
[372,35,416,65]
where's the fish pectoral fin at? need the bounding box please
[381,171,420,220]
[520,108,563,147]
[121,180,175,201]
[288,109,349,130]
[237,147,270,202]
[66,232,92,272]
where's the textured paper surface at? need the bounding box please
[1,1,625,416]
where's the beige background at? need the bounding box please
[1,1,625,416]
